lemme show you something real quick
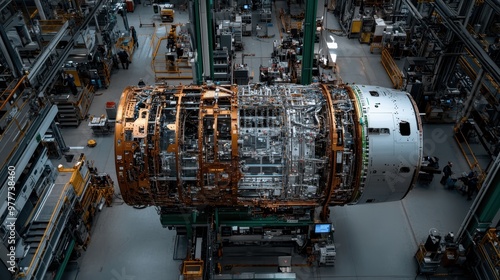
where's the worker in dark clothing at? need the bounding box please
[138,79,145,87]
[466,171,478,201]
[130,26,138,47]
[440,161,453,185]
[65,73,78,95]
[117,49,129,69]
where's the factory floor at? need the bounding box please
[58,2,492,280]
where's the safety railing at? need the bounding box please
[453,124,487,188]
[0,76,43,168]
[381,48,403,89]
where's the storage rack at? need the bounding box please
[50,85,94,127]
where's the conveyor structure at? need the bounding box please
[11,155,114,280]
[114,83,423,278]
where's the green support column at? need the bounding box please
[301,0,318,85]
[215,208,219,229]
[207,0,214,79]
[194,0,204,85]
[459,156,500,247]
[186,211,198,240]
[54,239,76,280]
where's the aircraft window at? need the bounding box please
[399,167,410,173]
[399,121,410,136]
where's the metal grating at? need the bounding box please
[35,183,66,222]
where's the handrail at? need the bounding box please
[0,75,28,111]
[381,48,403,89]
[19,183,72,278]
[0,82,41,168]
[453,129,486,186]
[459,49,499,102]
[19,159,85,278]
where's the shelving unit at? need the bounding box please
[241,13,252,36]
[260,9,272,23]
[233,64,249,85]
[359,16,374,44]
[232,24,243,51]
[213,48,231,84]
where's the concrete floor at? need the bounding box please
[57,2,492,280]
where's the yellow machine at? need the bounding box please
[182,260,204,280]
[161,4,175,22]
[15,154,115,280]
[151,23,192,80]
[115,36,135,61]
[350,19,362,38]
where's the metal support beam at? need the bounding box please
[198,0,211,83]
[433,0,500,84]
[0,105,58,216]
[193,0,206,85]
[0,28,22,78]
[462,68,484,120]
[461,0,475,29]
[484,0,500,15]
[301,0,317,85]
[27,21,70,85]
[403,0,423,21]
[27,0,108,91]
[457,155,500,247]
[477,7,494,34]
[33,0,46,20]
[206,0,214,79]
[120,10,130,31]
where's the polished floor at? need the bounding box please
[57,2,492,280]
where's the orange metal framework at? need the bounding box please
[114,83,422,214]
[114,84,363,211]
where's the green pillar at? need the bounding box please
[207,0,214,79]
[194,0,204,85]
[459,157,500,247]
[301,0,318,85]
[54,239,76,280]
[187,211,198,239]
[215,207,219,229]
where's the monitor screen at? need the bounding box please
[314,224,331,233]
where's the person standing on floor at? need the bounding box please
[466,171,478,200]
[65,73,78,95]
[130,26,138,47]
[440,161,453,185]
[117,49,129,69]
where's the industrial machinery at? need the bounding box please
[88,114,114,135]
[415,229,466,275]
[151,24,193,80]
[418,156,440,185]
[114,83,423,278]
[469,227,500,279]
[160,4,175,22]
[9,154,114,280]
